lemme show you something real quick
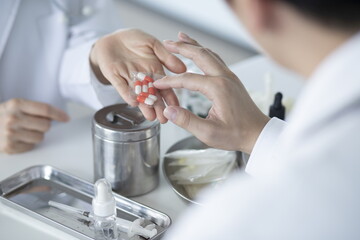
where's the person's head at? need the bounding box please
[226,0,360,77]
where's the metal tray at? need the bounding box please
[163,136,245,205]
[0,165,171,240]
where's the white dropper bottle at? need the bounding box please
[92,178,118,240]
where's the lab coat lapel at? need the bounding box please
[37,6,68,53]
[0,0,21,61]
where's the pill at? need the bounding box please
[136,72,154,83]
[148,87,156,95]
[148,82,154,88]
[137,95,155,105]
[142,84,148,93]
[139,92,158,102]
[148,94,158,101]
[134,81,142,95]
[145,76,154,83]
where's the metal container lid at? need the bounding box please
[93,104,160,142]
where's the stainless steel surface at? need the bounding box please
[93,104,159,142]
[163,136,245,205]
[0,165,171,240]
[93,104,160,197]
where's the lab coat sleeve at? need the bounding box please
[59,0,124,110]
[245,117,287,177]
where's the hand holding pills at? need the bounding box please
[90,29,186,123]
[155,32,270,153]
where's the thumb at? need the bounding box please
[164,106,212,138]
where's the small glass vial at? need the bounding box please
[92,179,118,240]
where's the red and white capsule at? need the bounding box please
[139,92,158,102]
[148,87,156,95]
[142,81,148,93]
[134,80,142,95]
[137,95,155,106]
[136,72,154,83]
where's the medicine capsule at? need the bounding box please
[148,87,156,95]
[134,81,142,95]
[142,83,148,93]
[136,72,154,83]
[148,94,157,101]
[137,95,155,105]
[139,92,158,102]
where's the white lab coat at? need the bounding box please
[164,32,360,239]
[0,0,122,111]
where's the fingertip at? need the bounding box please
[57,111,70,122]
[178,32,190,42]
[160,118,168,124]
[168,58,187,74]
[62,114,70,122]
[163,106,177,122]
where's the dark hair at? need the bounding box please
[281,0,360,31]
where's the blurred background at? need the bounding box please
[117,0,257,65]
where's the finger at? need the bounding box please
[153,96,168,124]
[177,32,226,65]
[12,129,44,144]
[178,32,200,46]
[138,105,156,121]
[153,40,187,74]
[17,115,51,132]
[101,63,138,106]
[3,142,35,154]
[7,99,69,122]
[163,40,226,76]
[154,73,218,102]
[159,88,180,107]
[163,106,215,140]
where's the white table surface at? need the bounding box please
[0,56,304,239]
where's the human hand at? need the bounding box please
[154,33,270,154]
[0,99,69,154]
[90,29,187,123]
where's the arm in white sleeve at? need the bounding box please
[59,0,124,110]
[245,117,287,177]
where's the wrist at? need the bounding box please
[89,44,110,85]
[241,114,271,154]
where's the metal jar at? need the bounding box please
[92,104,160,197]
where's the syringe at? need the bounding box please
[48,201,157,239]
[49,200,91,218]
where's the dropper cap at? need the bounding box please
[92,178,116,217]
[269,92,285,120]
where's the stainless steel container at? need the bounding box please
[92,104,160,197]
